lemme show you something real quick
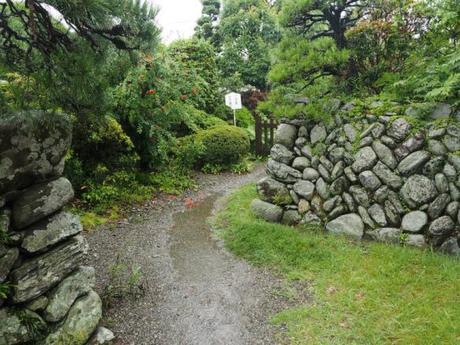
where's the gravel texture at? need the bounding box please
[85,166,302,345]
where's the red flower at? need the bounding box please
[146,89,157,95]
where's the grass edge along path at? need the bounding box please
[214,184,460,345]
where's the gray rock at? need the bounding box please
[400,175,437,209]
[319,156,333,171]
[446,201,459,219]
[87,327,115,345]
[328,147,345,163]
[371,123,386,138]
[266,159,302,183]
[330,176,348,196]
[343,167,357,183]
[328,205,348,220]
[360,123,377,139]
[310,195,324,216]
[301,145,313,159]
[251,199,283,223]
[358,206,375,229]
[310,124,327,144]
[303,211,321,225]
[387,191,405,215]
[303,168,320,181]
[12,177,74,230]
[384,200,401,226]
[316,178,330,200]
[298,126,308,138]
[323,196,340,212]
[423,157,446,177]
[428,193,451,219]
[428,140,448,156]
[270,144,295,165]
[374,186,390,203]
[406,234,427,248]
[447,124,460,137]
[428,216,454,237]
[295,137,307,148]
[343,124,357,142]
[349,186,370,208]
[402,211,428,233]
[0,248,19,283]
[293,181,315,200]
[342,192,355,212]
[387,118,411,141]
[290,190,299,205]
[359,170,382,191]
[381,135,396,148]
[435,173,449,193]
[274,124,297,149]
[325,130,338,145]
[326,213,364,240]
[292,157,310,171]
[372,161,402,190]
[450,182,460,201]
[21,212,82,254]
[370,228,401,244]
[26,295,49,312]
[10,235,88,303]
[430,103,451,119]
[397,151,431,176]
[359,137,373,147]
[448,154,460,172]
[331,161,345,180]
[318,164,331,182]
[44,266,96,322]
[257,177,291,205]
[428,127,446,139]
[395,134,425,160]
[439,237,460,255]
[368,204,387,227]
[282,210,302,226]
[0,308,46,345]
[443,163,457,182]
[0,111,71,196]
[45,290,102,345]
[443,135,460,152]
[372,141,397,169]
[311,156,320,169]
[352,147,377,173]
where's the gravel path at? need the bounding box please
[85,166,293,345]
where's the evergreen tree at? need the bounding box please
[195,0,221,46]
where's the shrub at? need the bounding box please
[196,125,250,165]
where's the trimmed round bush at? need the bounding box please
[197,125,250,165]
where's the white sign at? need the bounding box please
[225,92,242,110]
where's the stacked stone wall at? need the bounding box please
[253,111,460,255]
[0,111,110,344]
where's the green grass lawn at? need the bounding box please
[215,184,460,345]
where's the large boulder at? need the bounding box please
[351,147,377,173]
[293,181,315,200]
[10,235,88,303]
[21,212,82,254]
[0,111,72,196]
[401,211,428,233]
[45,290,102,345]
[274,124,297,149]
[251,199,283,223]
[12,177,74,230]
[428,216,454,237]
[44,266,96,322]
[256,177,291,205]
[400,175,437,209]
[326,213,364,240]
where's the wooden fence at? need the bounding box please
[254,115,279,156]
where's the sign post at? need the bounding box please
[225,92,242,126]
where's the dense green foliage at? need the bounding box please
[216,185,460,344]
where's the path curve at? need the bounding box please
[85,166,288,345]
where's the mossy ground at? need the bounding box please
[215,184,460,345]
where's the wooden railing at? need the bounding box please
[254,115,278,156]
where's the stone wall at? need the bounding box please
[0,112,110,344]
[252,111,460,255]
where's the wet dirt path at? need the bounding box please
[85,166,290,345]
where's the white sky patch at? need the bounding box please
[150,0,202,44]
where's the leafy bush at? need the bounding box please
[197,125,250,165]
